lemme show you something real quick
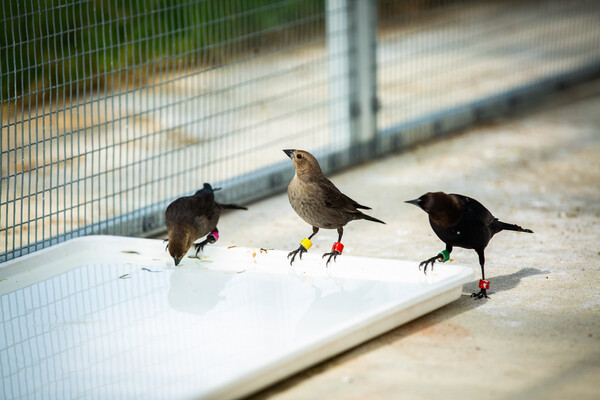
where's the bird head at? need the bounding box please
[405,192,440,214]
[167,230,194,266]
[283,149,323,177]
[195,182,220,197]
[405,192,453,214]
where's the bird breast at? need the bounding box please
[287,177,348,229]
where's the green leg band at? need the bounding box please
[439,250,450,262]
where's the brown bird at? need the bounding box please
[284,149,385,266]
[405,192,533,299]
[164,183,247,266]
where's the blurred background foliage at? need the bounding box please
[1,0,452,105]
[0,0,325,104]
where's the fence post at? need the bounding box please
[327,0,378,163]
[352,0,378,155]
[327,0,352,154]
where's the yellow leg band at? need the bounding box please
[300,238,312,250]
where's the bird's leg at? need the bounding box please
[163,239,169,251]
[288,227,319,266]
[322,228,344,267]
[471,249,490,299]
[194,228,220,256]
[419,245,452,274]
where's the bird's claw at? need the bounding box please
[470,289,489,299]
[194,242,205,257]
[193,234,218,257]
[418,255,440,274]
[322,250,341,267]
[287,245,307,266]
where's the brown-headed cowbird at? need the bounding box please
[284,149,385,266]
[406,192,533,299]
[164,183,247,266]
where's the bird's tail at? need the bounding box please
[494,220,533,234]
[358,212,385,224]
[219,203,248,211]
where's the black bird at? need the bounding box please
[406,192,533,299]
[284,149,385,266]
[164,183,247,266]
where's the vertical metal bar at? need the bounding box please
[326,0,351,152]
[352,0,377,153]
[327,0,377,160]
[59,0,67,242]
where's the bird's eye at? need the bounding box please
[296,154,302,159]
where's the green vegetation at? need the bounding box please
[1,0,324,103]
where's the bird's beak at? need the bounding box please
[405,199,421,207]
[212,187,222,192]
[174,257,181,266]
[283,149,295,159]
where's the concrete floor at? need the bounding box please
[163,81,600,399]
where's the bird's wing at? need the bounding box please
[165,195,214,228]
[454,194,496,225]
[320,177,370,213]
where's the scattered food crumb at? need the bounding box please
[227,246,237,249]
[119,274,131,279]
[142,267,161,273]
[121,250,140,255]
[589,333,593,337]
[237,269,246,274]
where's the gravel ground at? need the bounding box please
[181,80,600,399]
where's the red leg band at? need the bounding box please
[331,242,344,254]
[479,279,490,289]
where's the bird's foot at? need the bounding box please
[322,250,341,267]
[419,250,450,274]
[419,256,439,274]
[194,240,208,256]
[194,234,217,257]
[471,289,489,299]
[287,245,308,266]
[322,242,344,267]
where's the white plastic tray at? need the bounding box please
[0,236,474,399]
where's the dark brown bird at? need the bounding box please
[406,192,533,299]
[284,149,385,266]
[164,183,247,266]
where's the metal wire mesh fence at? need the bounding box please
[2,0,600,263]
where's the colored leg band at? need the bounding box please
[479,279,490,290]
[438,250,450,262]
[300,238,312,250]
[331,242,344,254]
[210,231,219,242]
